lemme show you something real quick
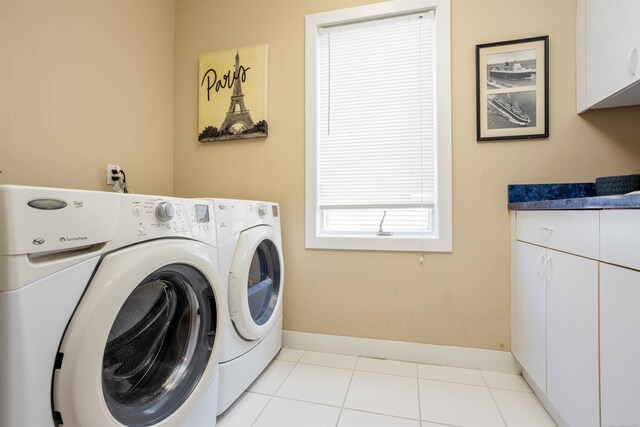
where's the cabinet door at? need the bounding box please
[546,249,599,427]
[601,263,640,427]
[585,0,640,106]
[514,241,547,393]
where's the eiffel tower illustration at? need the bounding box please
[220,51,255,133]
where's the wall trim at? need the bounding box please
[283,330,521,374]
[522,368,567,427]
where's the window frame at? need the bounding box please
[305,0,452,252]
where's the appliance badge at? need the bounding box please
[32,238,45,245]
[27,199,67,210]
[74,201,83,208]
[60,236,88,243]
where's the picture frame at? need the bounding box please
[476,36,549,141]
[198,44,269,142]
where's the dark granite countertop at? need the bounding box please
[509,193,640,210]
[507,183,640,210]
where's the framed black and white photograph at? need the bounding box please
[476,36,549,141]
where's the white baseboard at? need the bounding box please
[283,330,521,374]
[522,368,567,427]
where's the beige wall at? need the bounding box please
[3,0,639,352]
[174,0,640,351]
[0,0,176,195]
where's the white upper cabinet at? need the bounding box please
[578,0,640,112]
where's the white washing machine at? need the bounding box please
[212,199,284,414]
[0,185,226,427]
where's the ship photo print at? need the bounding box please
[486,49,536,129]
[476,36,549,141]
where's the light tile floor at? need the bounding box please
[216,348,557,427]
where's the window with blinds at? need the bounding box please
[318,11,436,236]
[305,0,452,252]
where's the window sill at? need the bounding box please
[305,233,452,252]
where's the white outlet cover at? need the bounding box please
[106,164,120,185]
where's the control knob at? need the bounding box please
[155,202,175,222]
[257,204,268,217]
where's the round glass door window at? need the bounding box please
[102,264,216,427]
[246,239,281,326]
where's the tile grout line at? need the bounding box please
[418,377,489,388]
[335,357,359,426]
[479,369,489,387]
[488,386,533,394]
[335,406,344,425]
[416,363,423,426]
[257,393,429,425]
[297,361,358,371]
[488,387,509,427]
[250,393,275,427]
[335,406,426,423]
[272,395,344,409]
[342,359,424,423]
[251,350,306,426]
[481,369,534,394]
[273,360,300,395]
[264,350,537,426]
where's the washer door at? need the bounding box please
[53,240,220,427]
[229,225,283,341]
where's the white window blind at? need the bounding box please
[317,11,436,237]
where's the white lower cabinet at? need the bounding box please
[514,209,640,426]
[546,249,599,427]
[600,263,640,427]
[514,210,600,427]
[514,241,547,393]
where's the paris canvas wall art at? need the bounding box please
[198,44,268,142]
[475,36,548,141]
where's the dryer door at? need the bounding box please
[229,225,283,341]
[53,240,220,427]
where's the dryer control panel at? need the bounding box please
[212,200,246,245]
[211,198,281,245]
[246,201,281,232]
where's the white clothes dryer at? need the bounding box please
[211,199,284,414]
[0,185,226,427]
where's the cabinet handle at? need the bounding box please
[628,48,638,76]
[536,253,546,279]
[544,256,553,282]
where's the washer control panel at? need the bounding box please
[155,202,175,222]
[189,202,213,231]
[0,187,220,257]
[129,198,188,237]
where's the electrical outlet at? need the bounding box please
[107,164,121,185]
